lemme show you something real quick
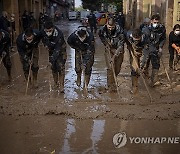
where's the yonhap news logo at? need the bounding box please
[113,132,127,148]
[113,132,180,148]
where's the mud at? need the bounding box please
[0,21,179,120]
[0,116,180,154]
[0,20,180,153]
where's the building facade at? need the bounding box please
[124,0,180,33]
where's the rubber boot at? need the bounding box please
[59,73,65,93]
[174,60,178,71]
[52,72,58,87]
[7,69,12,82]
[76,73,81,87]
[142,68,149,78]
[131,76,138,94]
[24,72,31,84]
[107,69,117,93]
[150,69,159,87]
[83,74,91,89]
[169,59,173,71]
[32,72,38,88]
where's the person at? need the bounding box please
[0,11,10,33]
[87,11,97,34]
[22,10,30,31]
[116,12,125,29]
[16,28,41,88]
[139,17,151,75]
[0,29,12,81]
[10,13,16,52]
[126,29,147,94]
[142,14,166,87]
[41,21,67,92]
[168,24,180,71]
[140,17,150,31]
[38,12,44,30]
[99,18,125,92]
[67,26,95,89]
[29,12,36,29]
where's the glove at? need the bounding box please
[114,47,123,56]
[87,50,93,56]
[23,55,29,62]
[158,48,163,57]
[49,56,54,64]
[52,50,59,60]
[1,51,6,57]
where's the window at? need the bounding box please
[177,2,180,21]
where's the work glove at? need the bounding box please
[1,51,7,57]
[114,47,123,56]
[52,50,59,60]
[87,50,93,56]
[49,56,54,64]
[23,55,29,62]
[158,48,163,58]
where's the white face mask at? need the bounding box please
[152,23,158,28]
[175,30,180,35]
[46,31,53,36]
[26,39,33,43]
[79,36,86,42]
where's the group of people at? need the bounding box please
[0,18,95,93]
[0,12,179,95]
[99,14,179,94]
[22,11,50,31]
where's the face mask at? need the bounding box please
[26,39,33,43]
[175,30,180,35]
[46,31,53,36]
[152,23,158,28]
[11,17,14,21]
[79,36,86,42]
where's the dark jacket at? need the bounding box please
[22,13,30,30]
[0,29,10,55]
[0,29,11,56]
[41,26,66,52]
[67,30,95,54]
[0,16,10,32]
[169,31,180,50]
[142,24,166,50]
[16,29,41,58]
[99,24,125,50]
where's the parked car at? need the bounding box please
[95,12,108,26]
[68,11,77,20]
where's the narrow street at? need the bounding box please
[0,21,180,153]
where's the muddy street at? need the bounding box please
[0,21,180,153]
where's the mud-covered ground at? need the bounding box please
[0,21,180,153]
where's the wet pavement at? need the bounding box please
[0,116,180,154]
[0,20,180,153]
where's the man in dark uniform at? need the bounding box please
[16,28,41,88]
[22,10,30,31]
[67,26,95,89]
[87,11,97,34]
[142,14,166,87]
[42,21,67,93]
[126,29,147,94]
[99,18,125,92]
[0,11,10,33]
[0,29,12,82]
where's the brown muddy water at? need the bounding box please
[0,21,180,153]
[0,116,180,154]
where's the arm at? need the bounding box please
[159,26,166,48]
[67,33,78,50]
